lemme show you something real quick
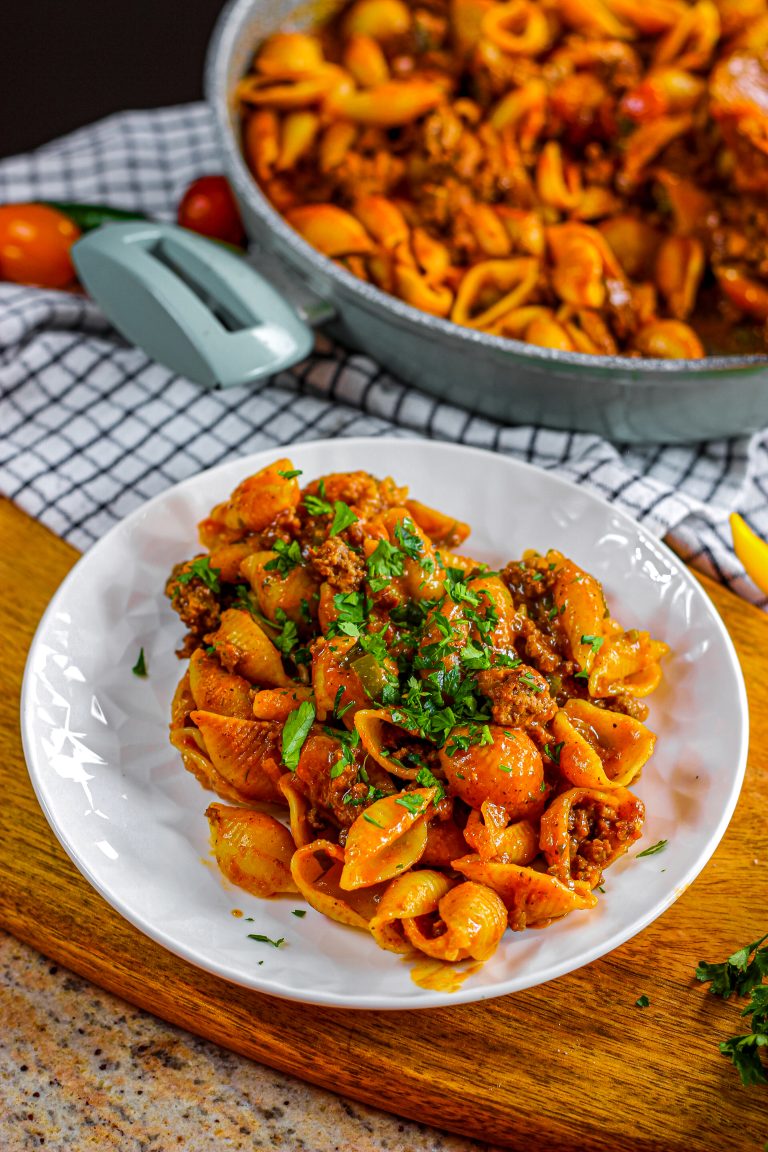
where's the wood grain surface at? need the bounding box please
[2,494,767,1151]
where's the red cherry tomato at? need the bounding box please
[177,175,246,247]
[0,204,81,289]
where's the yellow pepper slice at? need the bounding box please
[730,513,768,596]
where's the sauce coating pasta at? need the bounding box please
[166,460,668,979]
[238,0,768,358]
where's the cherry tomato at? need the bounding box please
[177,175,246,247]
[0,204,80,289]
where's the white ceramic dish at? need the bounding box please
[21,438,749,1009]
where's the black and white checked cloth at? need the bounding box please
[1,104,767,609]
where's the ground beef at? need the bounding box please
[503,559,557,603]
[596,694,649,722]
[307,537,365,593]
[519,616,564,674]
[477,665,557,728]
[165,563,221,653]
[568,798,645,885]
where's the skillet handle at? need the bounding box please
[71,221,321,389]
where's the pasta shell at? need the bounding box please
[463,801,539,864]
[590,631,669,698]
[339,787,436,889]
[206,803,298,897]
[466,574,521,652]
[452,854,597,929]
[278,771,317,848]
[240,551,318,625]
[312,636,369,723]
[380,507,446,600]
[402,881,508,962]
[189,648,254,719]
[207,539,260,583]
[552,698,656,788]
[190,711,284,803]
[169,726,246,804]
[539,785,645,886]
[202,458,300,537]
[290,840,385,928]
[170,670,195,731]
[252,686,314,722]
[404,498,470,548]
[210,609,292,688]
[353,708,426,779]
[552,558,611,673]
[369,869,453,953]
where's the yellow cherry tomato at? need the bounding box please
[0,203,80,289]
[730,512,768,596]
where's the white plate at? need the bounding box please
[21,438,749,1009]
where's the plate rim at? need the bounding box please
[20,436,750,1009]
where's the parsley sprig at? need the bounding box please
[177,556,221,594]
[697,932,768,1086]
[264,538,302,576]
[697,932,768,1000]
[367,538,405,592]
[329,501,358,537]
[281,701,315,771]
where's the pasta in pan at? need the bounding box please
[166,459,668,978]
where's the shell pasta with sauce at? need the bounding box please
[166,460,668,980]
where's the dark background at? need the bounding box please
[1,0,227,158]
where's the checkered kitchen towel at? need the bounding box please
[1,104,767,609]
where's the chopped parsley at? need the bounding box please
[278,468,303,480]
[415,765,446,802]
[394,517,424,560]
[636,839,668,858]
[359,627,389,665]
[581,633,605,655]
[324,725,360,773]
[520,671,544,693]
[635,994,650,1009]
[247,933,285,948]
[543,740,564,764]
[367,537,406,591]
[281,701,315,771]
[132,647,148,677]
[272,608,299,657]
[232,583,259,616]
[395,793,427,816]
[304,481,332,516]
[328,590,372,639]
[495,653,522,669]
[291,909,307,918]
[264,538,302,575]
[177,556,221,594]
[697,933,768,1085]
[329,501,358,536]
[363,812,385,828]
[332,685,356,721]
[696,932,768,1000]
[461,640,492,671]
[445,578,480,606]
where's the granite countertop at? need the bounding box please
[0,929,496,1152]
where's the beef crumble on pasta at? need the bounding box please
[166,460,668,973]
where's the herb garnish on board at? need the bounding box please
[697,932,768,1085]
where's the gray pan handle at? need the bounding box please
[72,221,333,388]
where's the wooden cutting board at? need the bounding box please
[2,495,767,1151]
